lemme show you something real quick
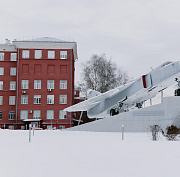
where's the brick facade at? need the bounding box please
[0,38,77,130]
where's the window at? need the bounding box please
[0,96,3,105]
[9,125,14,130]
[21,95,28,104]
[47,95,54,104]
[33,110,41,119]
[59,110,67,119]
[20,110,28,119]
[34,95,41,104]
[35,50,42,59]
[0,81,3,90]
[0,111,2,119]
[0,53,4,61]
[47,110,54,119]
[21,80,29,89]
[47,80,54,89]
[22,50,29,58]
[47,125,52,129]
[0,67,4,75]
[48,51,55,59]
[34,80,41,89]
[60,80,67,89]
[10,81,16,90]
[10,67,16,76]
[59,95,67,104]
[60,51,67,59]
[8,111,15,120]
[9,96,15,105]
[59,125,65,129]
[10,53,17,61]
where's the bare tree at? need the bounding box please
[78,54,129,94]
[162,125,180,141]
[149,125,161,141]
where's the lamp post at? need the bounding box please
[56,121,58,129]
[51,117,52,129]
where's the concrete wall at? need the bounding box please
[69,96,180,132]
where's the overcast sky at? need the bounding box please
[1,0,180,89]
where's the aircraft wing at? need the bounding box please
[64,100,101,112]
[64,80,136,112]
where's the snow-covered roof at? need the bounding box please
[0,44,16,52]
[31,37,70,43]
[13,37,78,59]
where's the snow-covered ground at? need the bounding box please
[0,129,180,177]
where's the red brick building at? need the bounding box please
[0,37,77,129]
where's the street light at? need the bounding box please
[56,121,58,129]
[51,117,52,129]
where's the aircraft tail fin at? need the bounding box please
[87,89,102,99]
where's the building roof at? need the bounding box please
[13,37,78,59]
[0,44,16,52]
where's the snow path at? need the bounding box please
[0,130,180,177]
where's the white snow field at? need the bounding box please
[0,130,180,177]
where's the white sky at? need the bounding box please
[1,0,180,86]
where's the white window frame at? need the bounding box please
[0,81,3,90]
[10,53,17,61]
[10,81,16,90]
[47,80,54,89]
[60,80,67,89]
[60,51,67,59]
[59,110,67,119]
[0,96,3,105]
[33,110,41,119]
[21,95,28,104]
[59,95,67,104]
[22,50,29,59]
[35,50,42,59]
[10,67,16,76]
[34,95,41,104]
[9,125,14,130]
[46,110,54,119]
[0,67,4,75]
[34,80,41,89]
[8,111,15,120]
[48,51,55,59]
[9,96,15,105]
[47,95,54,104]
[20,110,28,120]
[0,53,4,61]
[21,80,29,89]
